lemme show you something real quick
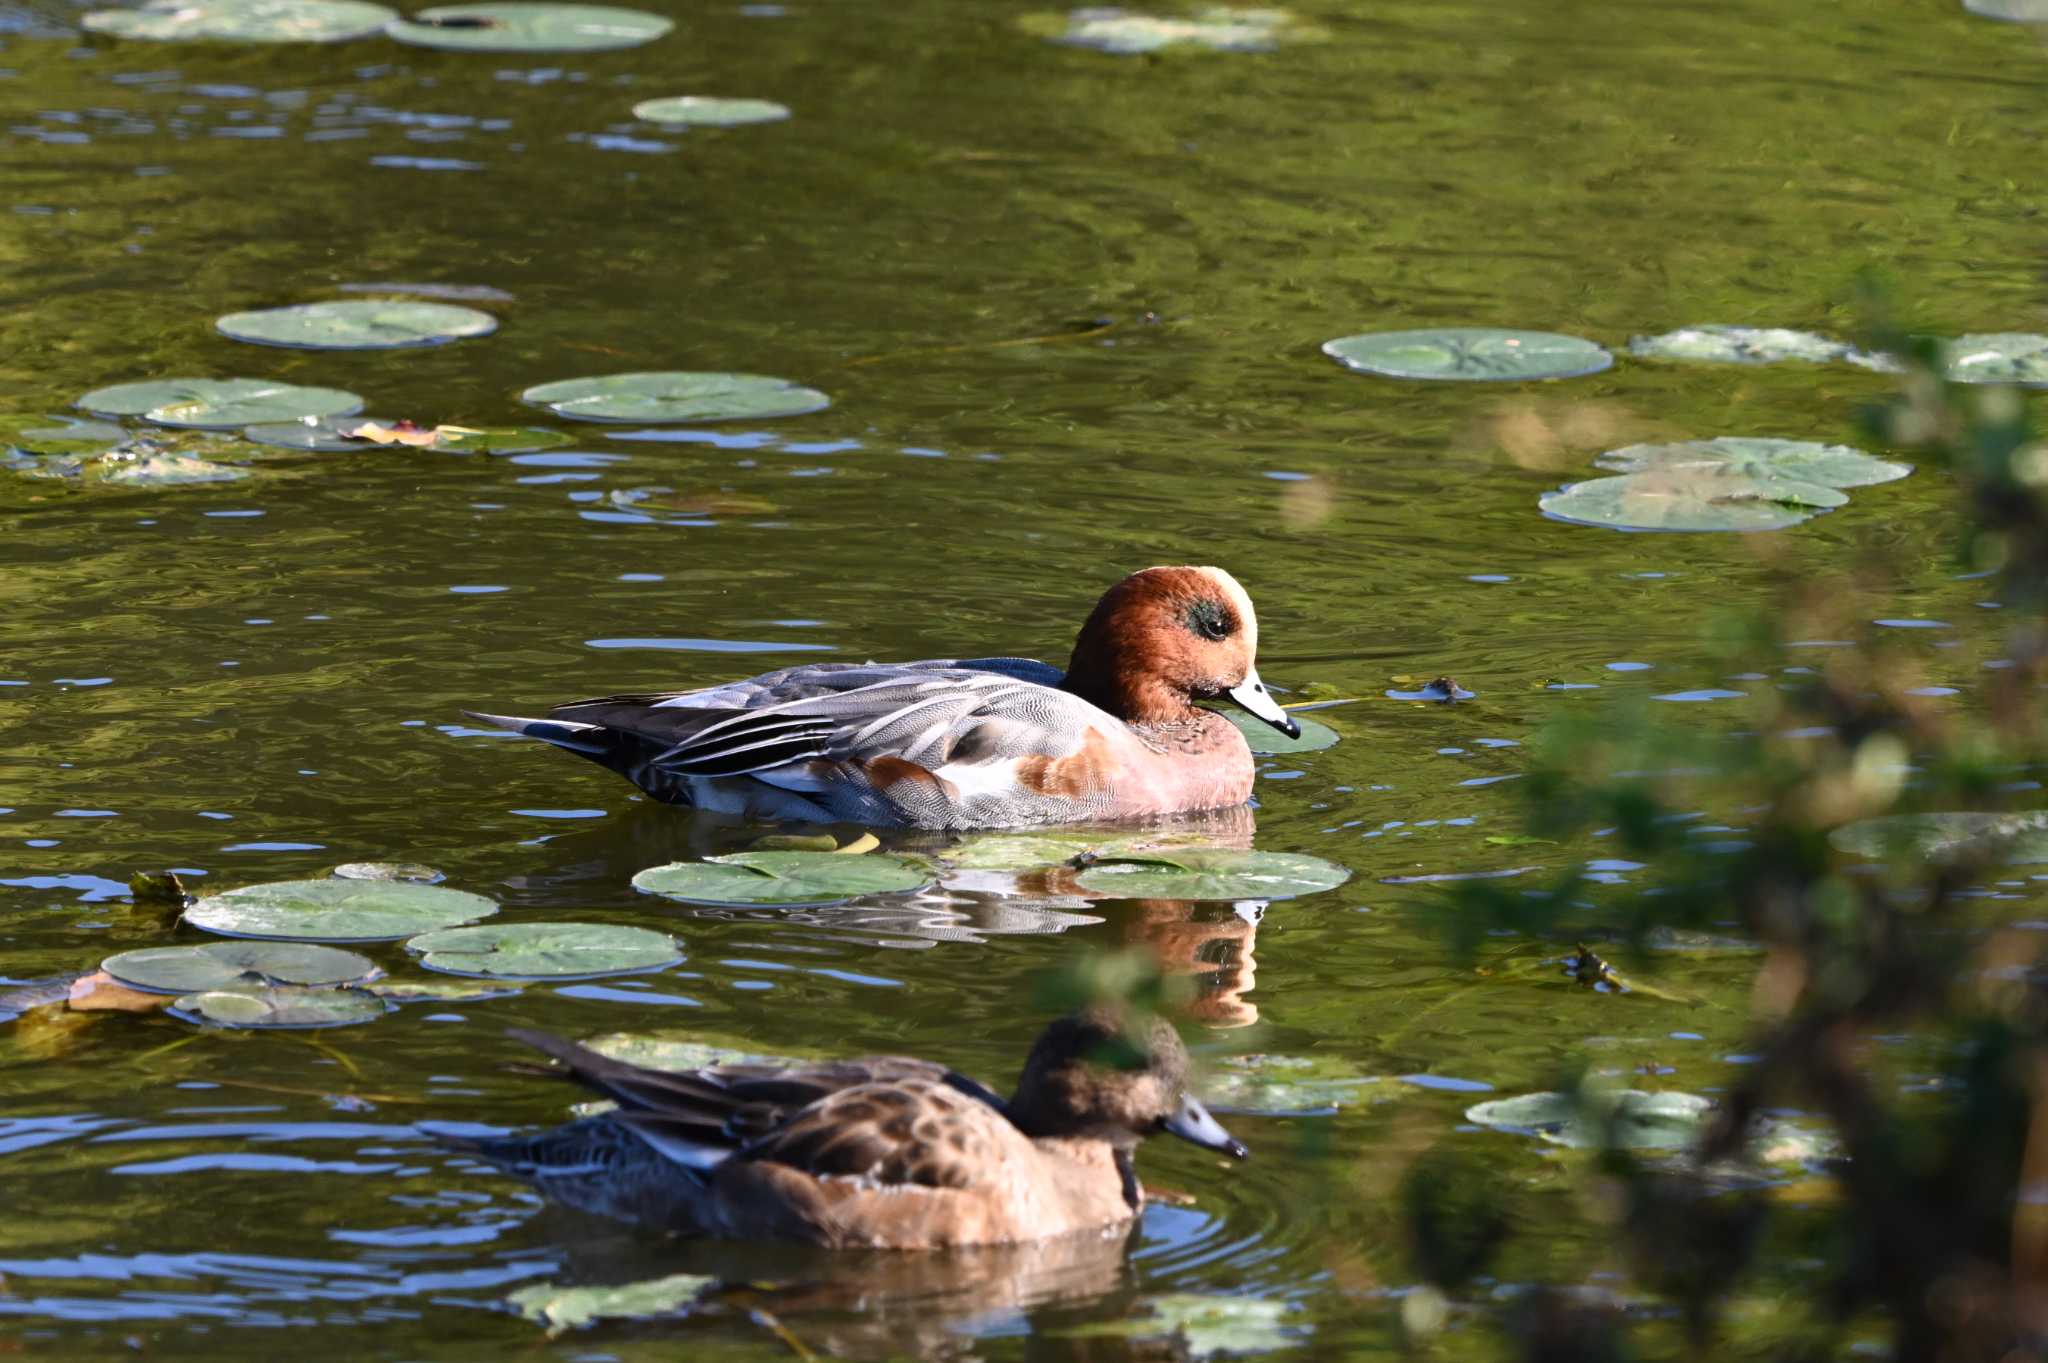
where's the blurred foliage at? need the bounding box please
[1418,317,2048,1361]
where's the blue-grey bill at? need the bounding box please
[1163,1093,1248,1159]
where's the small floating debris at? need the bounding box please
[509,1274,716,1334]
[1385,676,1471,702]
[1024,6,1321,54]
[1627,324,1899,372]
[385,2,673,51]
[522,371,830,424]
[215,299,497,350]
[1323,328,1613,382]
[82,0,396,42]
[1942,333,2048,386]
[243,416,570,454]
[631,96,790,126]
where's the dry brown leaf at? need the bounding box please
[347,420,440,448]
[68,971,170,1014]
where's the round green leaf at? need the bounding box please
[1465,1090,1710,1150]
[83,0,396,41]
[169,984,390,1028]
[1024,6,1319,53]
[632,851,933,906]
[404,922,681,979]
[1539,471,1843,533]
[1058,1293,1299,1356]
[1205,1053,1376,1115]
[1592,438,1911,489]
[1943,333,2048,386]
[22,450,252,486]
[1626,325,1899,371]
[0,414,127,459]
[509,1274,716,1331]
[1074,849,1350,901]
[1830,811,2048,866]
[78,379,363,430]
[217,300,497,350]
[332,861,446,883]
[632,96,790,126]
[1221,707,1340,755]
[184,878,498,942]
[1323,328,1613,382]
[943,833,1108,872]
[386,2,673,51]
[1964,0,2048,21]
[244,416,397,452]
[103,941,380,994]
[522,371,830,424]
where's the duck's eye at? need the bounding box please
[1184,600,1233,641]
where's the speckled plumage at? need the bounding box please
[441,1009,1246,1249]
[467,566,1298,828]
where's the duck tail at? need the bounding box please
[461,710,610,755]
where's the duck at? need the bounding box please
[467,565,1300,829]
[441,1007,1247,1249]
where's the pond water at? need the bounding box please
[2,0,2044,1355]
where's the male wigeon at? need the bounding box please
[467,565,1299,829]
[445,1008,1246,1248]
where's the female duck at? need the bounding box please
[468,565,1298,829]
[442,1008,1246,1248]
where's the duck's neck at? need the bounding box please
[1062,665,1201,728]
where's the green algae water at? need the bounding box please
[2,0,2045,1356]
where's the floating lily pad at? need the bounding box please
[1221,707,1340,754]
[83,0,396,42]
[1074,849,1350,901]
[21,449,252,486]
[332,861,447,883]
[386,2,672,51]
[364,977,522,1002]
[1466,1089,1711,1150]
[1205,1053,1376,1115]
[404,922,681,979]
[216,300,497,350]
[1025,6,1319,53]
[632,96,790,126]
[1323,328,1613,382]
[78,378,363,429]
[583,1031,799,1070]
[521,372,829,424]
[102,941,380,995]
[1627,325,1900,372]
[943,832,1109,871]
[1830,810,2048,866]
[1965,0,2048,22]
[184,879,498,942]
[1539,470,1845,533]
[509,1274,715,1333]
[632,851,933,906]
[1942,333,2048,386]
[1592,437,1911,489]
[1060,1293,1301,1358]
[169,984,389,1028]
[0,414,126,459]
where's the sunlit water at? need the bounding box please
[2,0,2046,1355]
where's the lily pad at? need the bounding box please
[184,879,498,942]
[1539,470,1845,533]
[78,378,363,430]
[1592,437,1911,489]
[21,449,252,486]
[332,861,446,883]
[521,371,829,424]
[102,942,380,995]
[216,300,497,350]
[1074,849,1350,901]
[405,922,679,979]
[1943,333,2048,386]
[632,96,790,126]
[1965,0,2048,18]
[1627,325,1900,372]
[1061,1293,1301,1357]
[1221,707,1340,754]
[83,0,396,41]
[1466,1089,1711,1150]
[583,1031,800,1071]
[1830,810,2048,866]
[509,1274,715,1333]
[1323,328,1613,382]
[364,977,522,1002]
[1205,1053,1377,1115]
[0,414,126,458]
[632,851,933,906]
[943,832,1110,871]
[169,984,389,1028]
[1025,6,1318,54]
[386,2,673,51]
